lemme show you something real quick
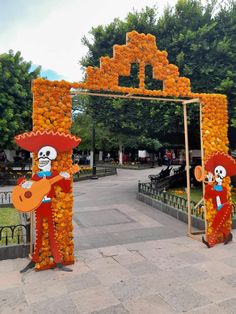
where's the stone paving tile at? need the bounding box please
[21,267,58,284]
[221,272,236,288]
[110,272,182,302]
[199,245,235,261]
[98,245,130,257]
[166,265,209,284]
[86,256,118,271]
[217,297,236,314]
[0,302,30,314]
[56,259,91,277]
[186,303,227,314]
[94,264,132,286]
[174,250,208,265]
[78,222,143,236]
[78,232,119,250]
[0,288,27,312]
[114,226,183,244]
[110,277,148,302]
[69,286,120,313]
[140,251,186,271]
[62,272,101,293]
[123,294,177,314]
[90,303,129,314]
[113,250,146,265]
[158,285,211,313]
[0,258,26,273]
[27,295,79,314]
[219,255,236,268]
[191,277,236,303]
[76,248,102,263]
[74,209,134,227]
[126,260,161,276]
[0,271,22,291]
[194,261,236,279]
[23,279,68,304]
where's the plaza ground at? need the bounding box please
[1,168,236,313]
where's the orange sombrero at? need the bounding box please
[205,152,236,177]
[15,130,81,153]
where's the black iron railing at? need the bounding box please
[138,182,204,218]
[0,191,13,208]
[0,224,30,246]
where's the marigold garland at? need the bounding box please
[31,32,231,266]
[32,79,79,270]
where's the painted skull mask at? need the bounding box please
[214,165,226,184]
[37,146,57,171]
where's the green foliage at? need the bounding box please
[72,95,117,151]
[0,207,20,226]
[80,0,236,149]
[0,50,41,149]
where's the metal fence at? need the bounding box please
[138,181,236,218]
[0,224,30,246]
[138,182,204,219]
[0,191,30,247]
[0,191,12,208]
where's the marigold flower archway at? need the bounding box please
[30,31,229,269]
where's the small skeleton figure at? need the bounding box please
[14,131,81,272]
[202,152,236,248]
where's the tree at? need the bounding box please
[72,94,117,152]
[0,50,41,149]
[80,0,236,149]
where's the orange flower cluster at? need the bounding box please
[78,31,191,97]
[190,92,231,242]
[32,78,78,270]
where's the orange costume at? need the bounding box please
[13,130,81,272]
[202,152,236,248]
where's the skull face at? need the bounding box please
[214,165,226,184]
[37,146,57,171]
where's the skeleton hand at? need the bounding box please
[60,172,70,179]
[207,172,214,183]
[21,181,33,189]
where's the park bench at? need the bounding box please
[173,163,186,174]
[148,165,173,183]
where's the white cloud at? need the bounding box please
[0,0,177,82]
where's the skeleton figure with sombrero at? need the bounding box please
[199,152,236,248]
[13,130,81,272]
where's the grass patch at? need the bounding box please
[168,187,203,203]
[168,186,236,203]
[0,208,23,246]
[0,207,20,226]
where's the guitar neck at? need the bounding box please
[48,165,79,186]
[49,175,64,186]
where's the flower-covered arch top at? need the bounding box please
[78,31,191,97]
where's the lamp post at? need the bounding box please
[91,121,98,179]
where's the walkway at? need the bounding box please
[1,168,236,313]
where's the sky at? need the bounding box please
[0,0,178,82]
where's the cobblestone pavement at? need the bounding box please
[1,168,236,314]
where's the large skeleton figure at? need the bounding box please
[20,145,71,272]
[14,130,81,273]
[201,152,236,248]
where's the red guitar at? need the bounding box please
[12,165,79,213]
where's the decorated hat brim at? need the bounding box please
[205,152,236,177]
[15,131,81,153]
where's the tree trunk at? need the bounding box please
[118,139,123,165]
[99,151,103,161]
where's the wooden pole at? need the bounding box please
[199,102,207,235]
[29,212,33,257]
[183,102,192,234]
[182,98,200,105]
[71,90,199,103]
